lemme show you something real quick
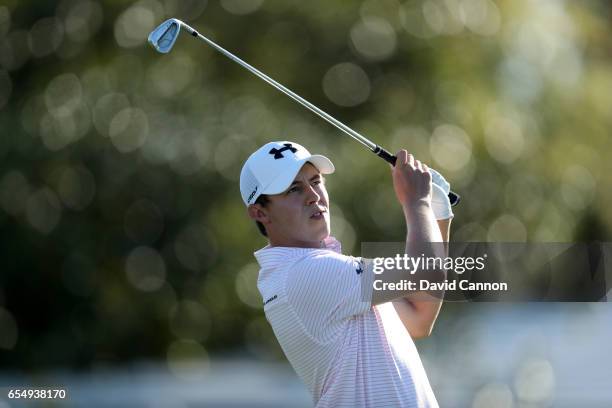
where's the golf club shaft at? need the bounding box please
[179,21,459,205]
[180,23,392,158]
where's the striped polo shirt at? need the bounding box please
[254,236,439,408]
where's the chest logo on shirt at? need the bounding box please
[355,258,364,275]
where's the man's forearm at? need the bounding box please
[396,215,451,338]
[437,218,451,244]
[404,201,445,272]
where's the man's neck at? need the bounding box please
[268,239,325,248]
[268,235,325,249]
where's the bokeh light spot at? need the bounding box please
[170,135,206,175]
[472,382,514,408]
[28,17,64,58]
[560,165,596,211]
[400,3,436,39]
[163,0,208,21]
[167,339,209,381]
[235,263,262,309]
[322,62,371,107]
[147,52,197,98]
[360,0,402,29]
[45,73,82,118]
[484,116,525,164]
[214,135,257,181]
[61,0,104,44]
[109,108,149,153]
[514,358,555,404]
[39,102,90,151]
[0,7,10,38]
[0,30,30,71]
[429,124,472,172]
[114,4,156,48]
[460,0,501,36]
[422,0,464,36]
[220,0,264,15]
[25,188,62,235]
[487,214,527,242]
[174,223,217,272]
[350,17,397,61]
[169,300,210,341]
[93,92,131,137]
[125,246,166,292]
[58,165,96,210]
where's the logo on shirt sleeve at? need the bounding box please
[263,294,278,306]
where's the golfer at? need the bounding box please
[240,141,453,407]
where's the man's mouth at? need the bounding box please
[310,209,327,219]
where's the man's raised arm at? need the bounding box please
[371,150,451,338]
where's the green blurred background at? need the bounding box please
[0,0,611,406]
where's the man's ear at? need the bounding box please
[247,204,270,225]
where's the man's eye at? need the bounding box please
[313,180,321,185]
[287,187,299,193]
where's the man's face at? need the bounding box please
[262,163,330,248]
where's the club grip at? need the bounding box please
[374,146,397,166]
[373,146,461,207]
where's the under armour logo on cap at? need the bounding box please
[269,143,298,159]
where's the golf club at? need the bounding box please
[148,18,460,206]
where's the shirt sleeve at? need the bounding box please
[285,250,375,343]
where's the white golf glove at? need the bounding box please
[430,168,454,220]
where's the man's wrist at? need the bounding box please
[402,199,432,220]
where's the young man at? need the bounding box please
[240,141,453,407]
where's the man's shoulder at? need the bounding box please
[293,248,356,270]
[283,252,368,293]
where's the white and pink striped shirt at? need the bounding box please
[255,236,439,408]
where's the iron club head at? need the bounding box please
[148,18,182,53]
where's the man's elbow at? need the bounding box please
[408,301,441,339]
[396,297,441,339]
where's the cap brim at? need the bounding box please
[262,155,335,196]
[308,155,335,175]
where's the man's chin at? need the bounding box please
[305,216,330,241]
[323,217,331,238]
[319,225,331,241]
[310,223,330,242]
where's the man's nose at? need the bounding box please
[305,184,321,205]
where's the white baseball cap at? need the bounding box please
[240,141,335,206]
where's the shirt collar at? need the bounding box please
[254,236,342,269]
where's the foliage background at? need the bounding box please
[0,0,610,405]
